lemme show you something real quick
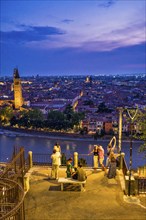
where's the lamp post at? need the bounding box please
[126,107,138,196]
[117,107,123,153]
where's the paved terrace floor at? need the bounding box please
[24,167,146,220]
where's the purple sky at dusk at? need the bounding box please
[0,0,146,77]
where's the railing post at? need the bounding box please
[28,151,33,168]
[74,152,78,168]
[24,173,30,192]
[119,152,125,170]
[133,173,139,195]
[118,107,123,153]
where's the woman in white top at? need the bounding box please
[54,142,61,166]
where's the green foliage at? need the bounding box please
[47,106,85,131]
[47,110,68,130]
[2,104,85,132]
[0,106,14,124]
[63,104,74,120]
[134,109,146,156]
[27,109,44,121]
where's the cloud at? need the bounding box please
[1,18,145,54]
[0,25,66,43]
[97,0,117,8]
[26,20,145,52]
[61,19,74,24]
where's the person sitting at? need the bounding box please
[76,162,87,181]
[71,167,78,180]
[66,157,73,178]
[71,163,87,181]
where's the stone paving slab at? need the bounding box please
[24,167,146,220]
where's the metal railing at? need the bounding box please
[138,177,146,194]
[0,147,30,184]
[0,178,25,220]
[137,166,146,194]
[0,146,31,219]
[32,153,73,166]
[122,156,128,176]
[32,153,101,168]
[32,152,123,169]
[32,153,93,167]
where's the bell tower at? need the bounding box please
[13,68,23,109]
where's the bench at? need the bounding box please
[58,177,86,192]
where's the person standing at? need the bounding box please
[88,145,99,169]
[98,145,105,171]
[54,142,61,166]
[107,152,120,179]
[50,149,60,180]
[106,136,116,168]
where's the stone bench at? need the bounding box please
[58,177,86,191]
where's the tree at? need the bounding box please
[10,116,18,126]
[16,109,44,128]
[63,104,74,120]
[0,106,14,124]
[47,110,68,130]
[27,109,44,121]
[134,109,146,156]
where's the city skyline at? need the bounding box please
[0,0,146,76]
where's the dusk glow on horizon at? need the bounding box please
[0,0,146,76]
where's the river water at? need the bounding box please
[0,132,145,169]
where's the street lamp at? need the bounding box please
[117,107,124,153]
[125,106,138,196]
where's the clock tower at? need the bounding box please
[13,68,23,109]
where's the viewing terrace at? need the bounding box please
[0,146,146,220]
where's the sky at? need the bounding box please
[0,0,146,77]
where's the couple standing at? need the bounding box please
[88,145,105,170]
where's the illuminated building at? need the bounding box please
[13,68,23,109]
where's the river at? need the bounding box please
[0,132,145,169]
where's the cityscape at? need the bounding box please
[0,0,146,220]
[0,71,146,136]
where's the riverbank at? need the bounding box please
[0,126,144,143]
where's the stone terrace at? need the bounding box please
[24,167,146,220]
